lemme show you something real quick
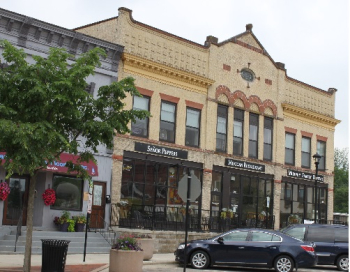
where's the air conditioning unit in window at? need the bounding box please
[160,129,167,140]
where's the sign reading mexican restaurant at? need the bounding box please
[0,152,98,176]
[225,158,265,172]
[287,169,324,182]
[135,142,188,159]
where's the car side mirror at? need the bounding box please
[217,237,224,243]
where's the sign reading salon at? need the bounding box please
[225,158,265,172]
[287,169,324,182]
[135,142,188,159]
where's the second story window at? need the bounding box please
[263,117,273,161]
[216,105,228,152]
[249,113,259,158]
[233,108,244,156]
[301,137,311,168]
[317,140,326,170]
[131,96,150,137]
[185,108,200,147]
[285,133,295,165]
[159,101,176,143]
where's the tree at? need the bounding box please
[0,40,149,271]
[333,147,349,213]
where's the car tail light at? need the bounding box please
[301,245,315,252]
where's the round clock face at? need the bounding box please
[241,69,254,82]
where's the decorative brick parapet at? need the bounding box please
[215,86,277,117]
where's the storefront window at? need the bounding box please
[211,171,222,217]
[120,157,202,215]
[280,180,328,226]
[51,175,83,211]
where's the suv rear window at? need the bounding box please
[335,228,348,243]
[307,227,334,243]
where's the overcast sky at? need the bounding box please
[1,0,349,149]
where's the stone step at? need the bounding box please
[0,229,112,255]
[0,245,111,254]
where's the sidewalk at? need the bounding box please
[0,253,176,272]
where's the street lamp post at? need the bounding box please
[313,153,321,223]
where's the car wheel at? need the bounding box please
[336,255,349,271]
[190,250,210,269]
[274,255,294,272]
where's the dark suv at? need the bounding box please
[280,224,348,271]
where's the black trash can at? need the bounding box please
[41,239,70,272]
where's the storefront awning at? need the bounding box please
[0,152,98,176]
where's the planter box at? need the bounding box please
[75,223,85,232]
[59,222,69,232]
[109,249,143,272]
[137,238,154,260]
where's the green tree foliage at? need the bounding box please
[0,40,149,271]
[333,148,349,213]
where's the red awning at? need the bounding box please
[0,152,98,176]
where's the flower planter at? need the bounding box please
[109,249,143,272]
[137,238,154,260]
[75,223,85,232]
[59,222,69,232]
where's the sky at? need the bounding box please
[1,0,349,149]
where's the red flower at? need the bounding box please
[0,182,10,201]
[42,188,56,206]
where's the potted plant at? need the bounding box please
[110,234,143,272]
[67,218,75,232]
[53,210,71,232]
[220,208,227,219]
[73,214,87,232]
[135,233,154,260]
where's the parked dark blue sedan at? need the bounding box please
[174,228,317,272]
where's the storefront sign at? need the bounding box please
[225,158,265,172]
[0,152,98,176]
[135,142,188,159]
[287,169,324,182]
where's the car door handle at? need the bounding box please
[266,246,277,249]
[238,247,245,249]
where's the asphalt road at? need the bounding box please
[143,263,340,272]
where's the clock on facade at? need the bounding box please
[240,68,255,82]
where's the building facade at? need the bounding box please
[74,8,339,230]
[0,8,123,229]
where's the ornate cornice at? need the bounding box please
[122,53,214,94]
[282,103,340,131]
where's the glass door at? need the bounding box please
[2,176,29,225]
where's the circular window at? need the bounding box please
[241,69,255,82]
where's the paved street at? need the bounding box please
[143,264,339,272]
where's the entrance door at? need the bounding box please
[90,181,106,229]
[2,176,29,226]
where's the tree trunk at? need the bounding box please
[23,173,37,272]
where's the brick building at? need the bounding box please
[76,7,340,230]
